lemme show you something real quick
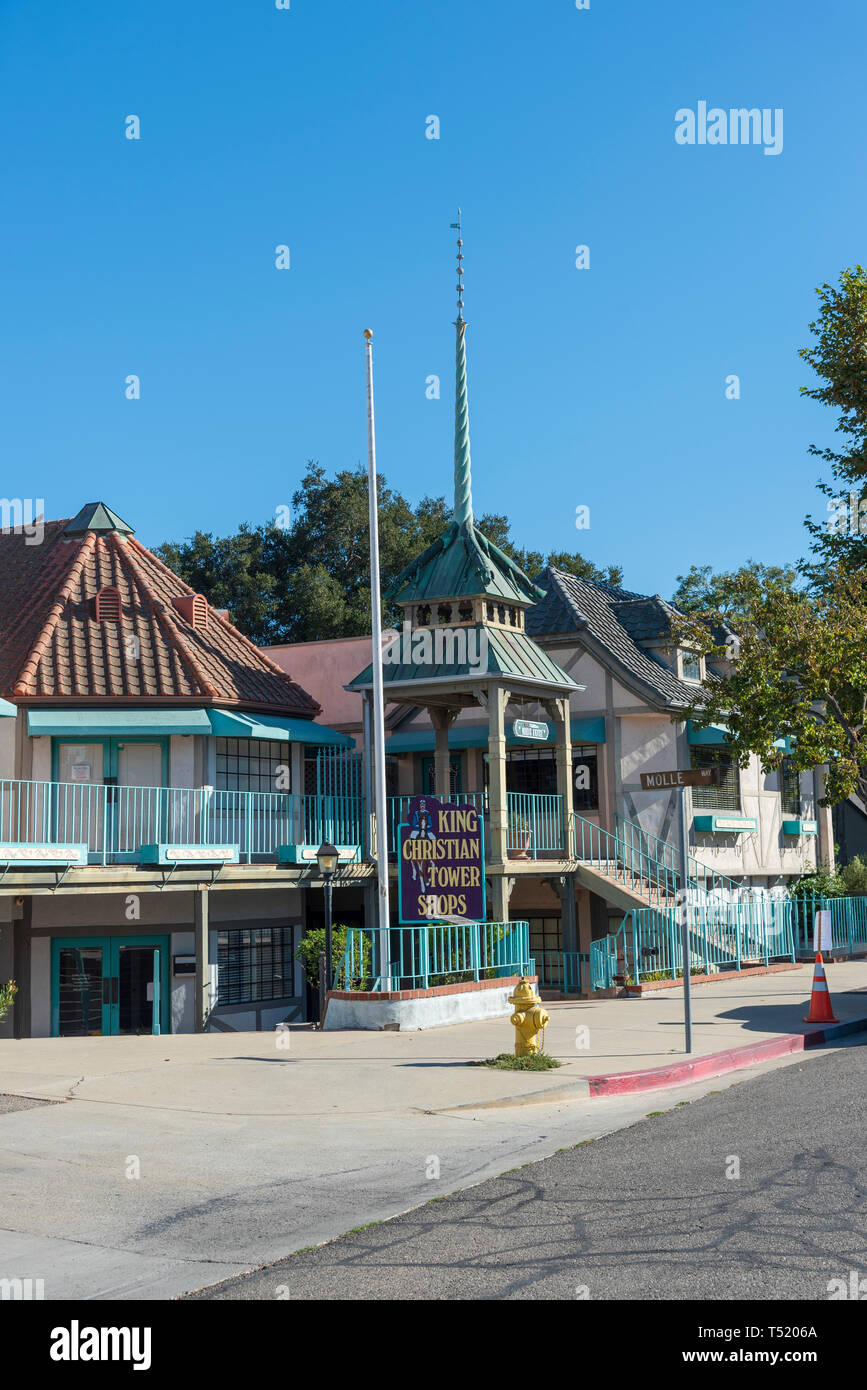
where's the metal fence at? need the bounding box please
[336,920,534,992]
[0,779,365,864]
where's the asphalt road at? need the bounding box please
[188,1039,867,1300]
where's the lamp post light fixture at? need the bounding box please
[316,841,339,993]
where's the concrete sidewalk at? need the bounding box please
[2,961,866,1113]
[1,961,865,1301]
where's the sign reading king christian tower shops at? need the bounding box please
[398,796,486,924]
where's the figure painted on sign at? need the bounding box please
[409,797,436,893]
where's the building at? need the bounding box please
[266,251,832,992]
[0,503,370,1038]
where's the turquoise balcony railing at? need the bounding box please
[506,792,564,857]
[337,919,534,992]
[0,779,365,865]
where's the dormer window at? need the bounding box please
[681,650,703,682]
[172,594,209,630]
[95,585,121,623]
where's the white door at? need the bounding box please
[56,743,104,849]
[116,743,164,851]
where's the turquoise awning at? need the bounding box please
[688,721,792,751]
[28,709,213,738]
[386,715,606,754]
[0,699,16,718]
[206,709,353,747]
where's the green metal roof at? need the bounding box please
[0,699,16,718]
[62,502,134,536]
[387,520,545,606]
[207,709,353,746]
[348,623,580,692]
[386,714,606,753]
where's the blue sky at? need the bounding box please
[1,0,864,597]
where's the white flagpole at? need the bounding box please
[363,329,391,989]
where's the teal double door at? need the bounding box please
[51,935,170,1037]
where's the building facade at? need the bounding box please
[0,503,370,1039]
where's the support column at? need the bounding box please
[551,874,578,954]
[544,696,573,855]
[362,690,375,858]
[429,706,459,797]
[194,886,210,1033]
[815,766,835,873]
[488,873,513,924]
[12,898,32,1039]
[488,684,510,865]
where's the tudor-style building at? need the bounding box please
[266,253,832,990]
[0,503,367,1039]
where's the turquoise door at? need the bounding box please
[51,935,170,1037]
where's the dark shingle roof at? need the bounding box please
[526,567,704,708]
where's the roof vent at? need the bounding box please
[95,585,122,623]
[172,594,209,630]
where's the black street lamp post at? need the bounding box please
[316,842,339,1001]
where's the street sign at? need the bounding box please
[639,768,720,790]
[512,719,549,741]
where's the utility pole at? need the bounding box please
[363,329,391,989]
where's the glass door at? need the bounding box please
[54,939,110,1036]
[52,935,169,1037]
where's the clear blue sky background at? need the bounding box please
[1,0,864,597]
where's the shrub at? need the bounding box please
[0,980,17,1021]
[295,925,373,991]
[839,854,867,895]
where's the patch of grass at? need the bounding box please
[646,1110,664,1117]
[473,1052,562,1072]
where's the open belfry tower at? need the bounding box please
[349,219,582,921]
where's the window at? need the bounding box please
[217,926,295,1004]
[690,746,740,809]
[681,650,703,682]
[781,757,801,816]
[572,745,599,811]
[216,738,290,793]
[528,916,563,957]
[506,748,557,795]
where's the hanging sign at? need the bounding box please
[512,719,549,742]
[398,795,485,924]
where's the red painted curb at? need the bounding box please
[585,1032,807,1096]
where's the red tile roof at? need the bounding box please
[0,518,320,715]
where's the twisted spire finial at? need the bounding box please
[450,210,473,527]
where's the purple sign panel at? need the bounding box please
[398,796,486,924]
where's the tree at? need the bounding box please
[672,562,799,617]
[800,265,867,569]
[158,463,625,643]
[674,563,867,808]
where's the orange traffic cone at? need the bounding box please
[804,953,839,1024]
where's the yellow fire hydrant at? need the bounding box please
[509,977,549,1057]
